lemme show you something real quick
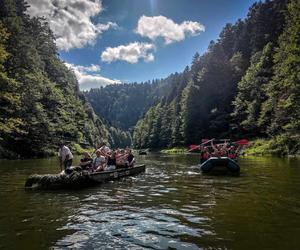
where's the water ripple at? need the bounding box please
[0,155,300,249]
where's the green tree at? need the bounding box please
[262,0,300,136]
[232,43,274,136]
[0,22,23,139]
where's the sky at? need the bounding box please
[27,0,258,90]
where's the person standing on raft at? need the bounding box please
[58,142,73,171]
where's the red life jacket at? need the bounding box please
[229,153,237,159]
[202,152,210,160]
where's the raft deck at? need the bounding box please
[25,164,146,190]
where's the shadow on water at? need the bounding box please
[0,154,300,249]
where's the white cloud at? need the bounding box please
[97,22,118,32]
[65,63,121,90]
[73,64,101,73]
[101,42,155,64]
[26,0,118,51]
[136,15,205,44]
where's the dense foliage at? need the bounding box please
[86,83,157,130]
[1,0,298,157]
[0,0,129,158]
[85,75,181,130]
[131,0,299,154]
[86,0,299,154]
[233,0,300,154]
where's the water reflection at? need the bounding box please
[0,155,300,249]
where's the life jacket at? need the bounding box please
[202,152,210,160]
[214,150,222,158]
[228,153,237,159]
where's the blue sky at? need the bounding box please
[28,0,258,89]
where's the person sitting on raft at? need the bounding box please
[93,150,106,172]
[104,151,117,171]
[126,149,135,168]
[116,149,129,168]
[200,146,210,163]
[58,142,73,171]
[79,152,93,170]
[211,141,220,157]
[228,146,237,159]
[228,145,241,159]
[98,142,111,158]
[211,141,228,157]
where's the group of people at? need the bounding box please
[58,142,135,173]
[200,141,241,163]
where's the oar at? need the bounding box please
[233,139,249,146]
[188,138,215,152]
[188,144,200,151]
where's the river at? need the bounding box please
[0,154,299,249]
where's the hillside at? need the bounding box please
[85,73,182,130]
[87,0,300,155]
[0,0,129,158]
[133,0,299,155]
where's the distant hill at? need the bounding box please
[85,74,183,130]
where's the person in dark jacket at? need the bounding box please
[79,152,93,170]
[126,149,135,168]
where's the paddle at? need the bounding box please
[189,144,200,151]
[234,139,249,146]
[188,138,215,152]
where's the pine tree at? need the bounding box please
[0,0,116,157]
[232,43,274,136]
[0,22,23,139]
[264,0,300,135]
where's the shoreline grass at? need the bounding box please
[243,136,300,157]
[160,147,187,154]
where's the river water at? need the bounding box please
[0,154,299,249]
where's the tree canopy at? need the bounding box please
[0,0,129,158]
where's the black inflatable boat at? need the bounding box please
[200,157,240,176]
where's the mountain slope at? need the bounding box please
[0,0,122,158]
[84,0,299,154]
[85,73,182,130]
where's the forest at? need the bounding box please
[0,0,299,158]
[86,0,300,155]
[0,0,130,158]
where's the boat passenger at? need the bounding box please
[99,142,111,158]
[58,142,73,171]
[211,141,221,157]
[116,149,128,168]
[200,146,210,163]
[93,150,106,172]
[235,145,242,156]
[220,142,229,157]
[105,151,117,171]
[79,152,93,170]
[126,149,135,168]
[228,146,237,159]
[211,141,229,157]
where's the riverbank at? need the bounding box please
[159,135,300,157]
[2,135,299,160]
[160,147,187,154]
[244,136,300,157]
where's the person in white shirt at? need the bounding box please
[58,142,73,171]
[93,150,106,172]
[99,143,111,157]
